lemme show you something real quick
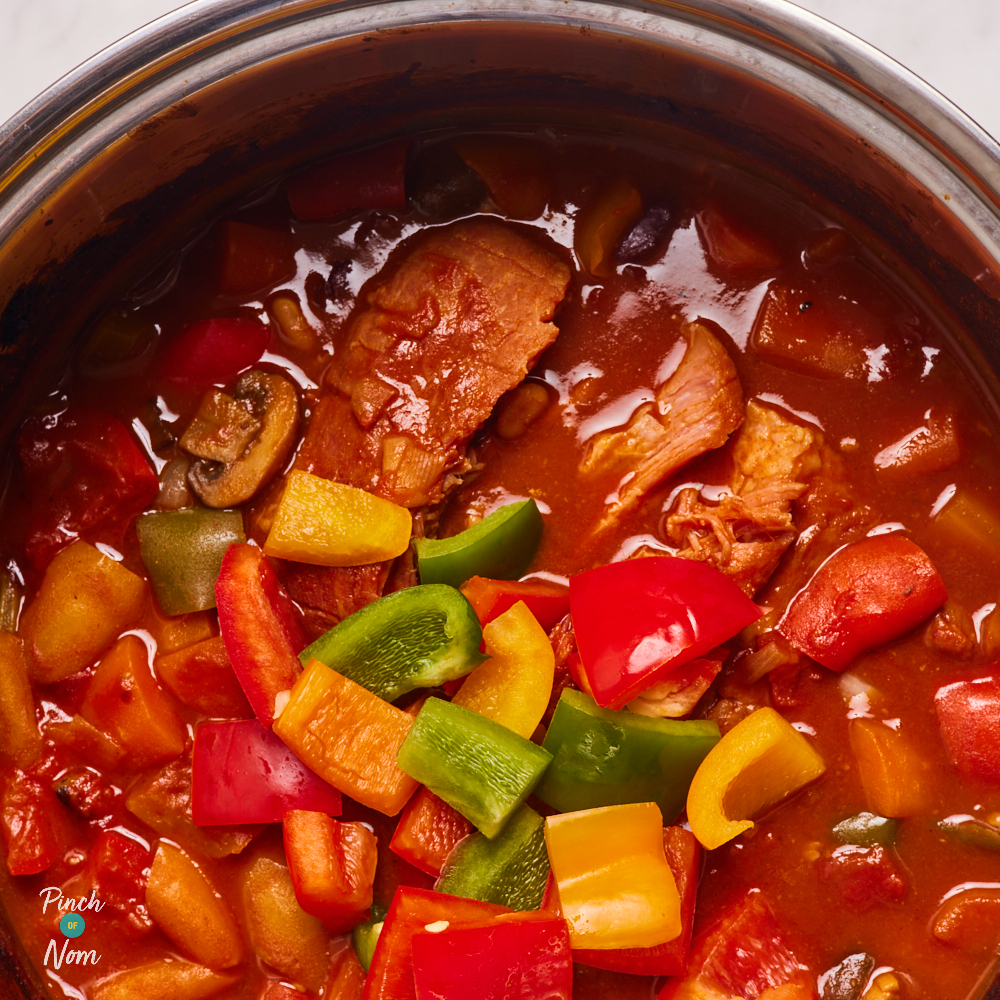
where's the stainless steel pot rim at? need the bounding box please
[1,0,999,216]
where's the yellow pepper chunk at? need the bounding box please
[263,470,411,566]
[544,802,681,950]
[687,707,825,850]
[849,718,935,818]
[450,601,554,739]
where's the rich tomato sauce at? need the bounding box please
[2,129,1000,1000]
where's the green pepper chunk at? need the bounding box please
[136,508,246,616]
[300,585,486,702]
[534,688,720,822]
[397,697,552,839]
[938,813,1000,852]
[351,902,387,971]
[832,811,899,847]
[435,804,549,911]
[413,499,543,588]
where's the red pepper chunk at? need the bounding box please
[157,317,271,388]
[284,810,377,934]
[215,543,306,727]
[411,911,573,1000]
[17,408,159,570]
[389,786,474,877]
[935,672,1000,784]
[192,719,342,825]
[778,533,946,672]
[570,556,760,710]
[461,576,571,633]
[363,887,511,1000]
[286,139,410,221]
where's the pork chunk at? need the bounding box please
[664,401,821,596]
[581,322,743,527]
[283,220,569,633]
[296,218,571,507]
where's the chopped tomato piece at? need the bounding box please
[86,829,154,934]
[460,575,570,633]
[935,672,1000,784]
[284,810,377,934]
[17,408,159,570]
[411,910,572,1000]
[570,556,760,710]
[215,543,306,727]
[286,140,410,221]
[1,768,64,876]
[777,533,946,672]
[389,786,473,877]
[751,278,880,380]
[217,220,297,295]
[658,893,813,1000]
[697,203,781,274]
[818,844,907,912]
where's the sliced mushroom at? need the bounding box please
[180,370,299,508]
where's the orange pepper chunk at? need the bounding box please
[450,601,554,739]
[274,659,418,816]
[263,471,412,567]
[686,707,825,850]
[20,539,146,683]
[156,634,253,719]
[574,179,643,277]
[849,718,935,817]
[544,802,681,950]
[80,634,186,769]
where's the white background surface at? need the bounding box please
[1,0,999,139]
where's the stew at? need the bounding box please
[1,128,999,1000]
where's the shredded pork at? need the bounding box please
[581,322,744,528]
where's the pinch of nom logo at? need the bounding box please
[39,887,103,970]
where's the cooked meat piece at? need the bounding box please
[663,401,821,596]
[925,601,976,658]
[284,220,569,633]
[296,218,571,507]
[580,322,743,527]
[274,560,391,641]
[626,655,723,719]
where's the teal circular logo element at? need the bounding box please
[60,913,85,938]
